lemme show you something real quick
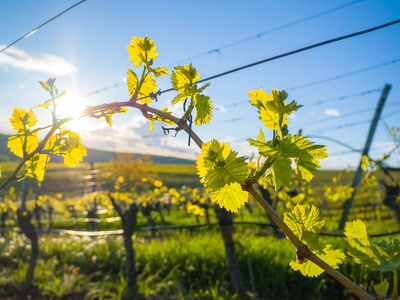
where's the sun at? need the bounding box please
[57,92,87,120]
[56,91,105,134]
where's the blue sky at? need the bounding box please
[0,0,399,169]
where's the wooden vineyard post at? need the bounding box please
[339,84,392,230]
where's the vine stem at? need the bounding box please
[392,268,398,300]
[84,99,375,300]
[241,181,375,300]
[251,157,276,183]
[84,101,203,149]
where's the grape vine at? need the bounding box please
[3,35,398,299]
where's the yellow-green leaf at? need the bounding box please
[209,182,249,213]
[194,94,213,125]
[344,219,370,247]
[149,119,154,132]
[126,69,157,103]
[10,107,38,132]
[266,157,292,189]
[39,78,56,92]
[36,100,52,109]
[147,108,175,132]
[250,134,327,187]
[373,279,389,299]
[8,133,40,158]
[344,219,400,272]
[25,154,49,183]
[63,131,87,167]
[197,140,247,190]
[127,36,158,67]
[152,66,169,77]
[249,88,301,139]
[289,260,324,278]
[289,246,345,277]
[284,204,325,251]
[127,69,139,96]
[45,130,87,167]
[171,64,200,96]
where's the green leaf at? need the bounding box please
[285,204,345,277]
[9,107,38,132]
[344,220,378,267]
[63,131,87,167]
[284,204,325,251]
[266,157,292,189]
[249,88,301,139]
[126,69,157,103]
[209,182,249,213]
[194,94,213,125]
[344,219,370,245]
[151,66,169,77]
[127,36,158,67]
[8,133,40,158]
[289,246,346,278]
[126,69,139,95]
[171,64,200,96]
[39,78,56,92]
[46,130,87,167]
[284,135,328,182]
[248,128,274,155]
[24,154,49,183]
[289,259,324,278]
[321,246,347,270]
[373,279,389,299]
[197,140,248,190]
[344,219,400,272]
[197,82,211,94]
[149,119,154,133]
[37,99,52,109]
[147,108,175,132]
[250,134,327,187]
[371,239,400,272]
[171,94,187,105]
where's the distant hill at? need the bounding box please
[0,134,195,165]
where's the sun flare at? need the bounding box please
[57,92,87,120]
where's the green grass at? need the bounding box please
[0,227,388,299]
[1,161,399,298]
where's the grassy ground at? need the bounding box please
[0,226,389,300]
[1,161,399,299]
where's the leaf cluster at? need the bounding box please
[284,204,345,277]
[171,64,212,126]
[344,220,400,273]
[248,88,327,190]
[126,36,169,103]
[196,140,248,212]
[344,219,400,298]
[3,78,87,187]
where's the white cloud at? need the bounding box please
[129,114,148,128]
[0,45,78,76]
[75,118,199,160]
[166,102,184,116]
[319,156,357,170]
[325,109,340,117]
